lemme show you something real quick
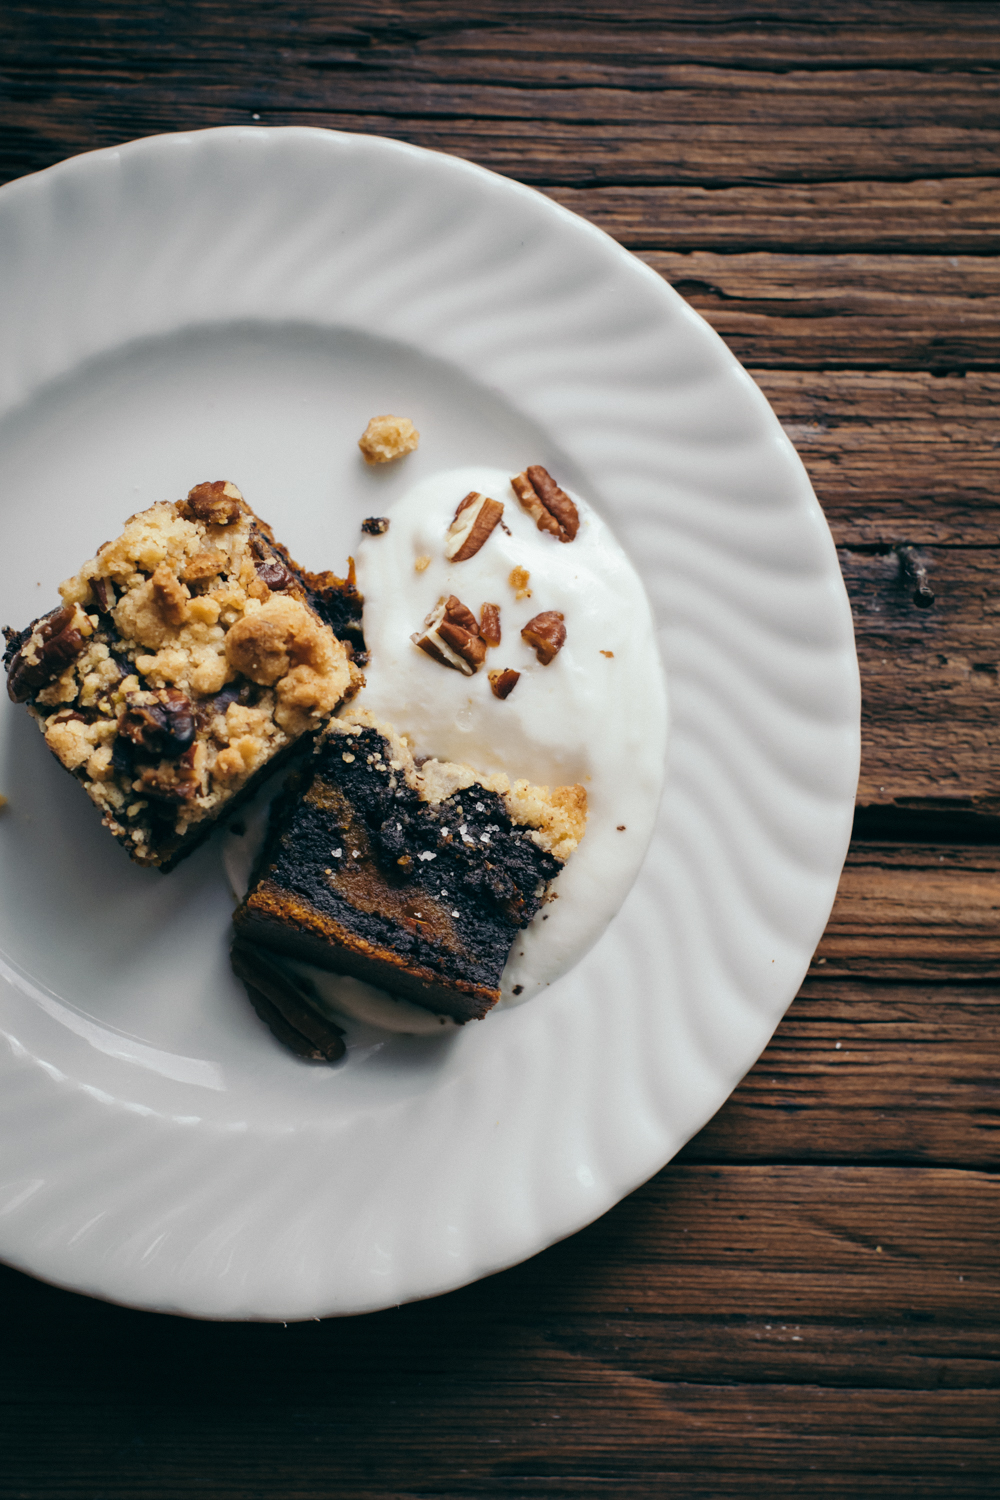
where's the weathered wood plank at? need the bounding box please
[3,108,997,190]
[839,545,1000,811]
[5,66,999,128]
[643,252,1000,369]
[548,179,1000,255]
[3,1389,997,1498]
[756,370,1000,546]
[682,976,1000,1168]
[2,1166,997,1491]
[5,3,1000,71]
[815,858,1000,978]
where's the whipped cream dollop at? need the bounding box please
[223,464,667,1035]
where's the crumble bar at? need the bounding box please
[3,481,365,870]
[233,708,586,1022]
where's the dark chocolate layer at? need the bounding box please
[234,726,562,1021]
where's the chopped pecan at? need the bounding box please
[151,563,189,627]
[91,577,115,614]
[445,492,504,562]
[254,556,296,592]
[361,516,390,536]
[521,610,566,665]
[182,480,245,525]
[5,605,87,703]
[118,689,195,756]
[412,595,486,675]
[480,603,501,647]
[231,940,345,1062]
[510,465,579,543]
[248,530,297,594]
[488,668,519,700]
[135,763,199,802]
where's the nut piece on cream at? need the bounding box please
[511,465,579,543]
[358,415,420,465]
[445,491,504,562]
[521,610,566,665]
[412,595,486,675]
[479,603,501,647]
[488,668,519,700]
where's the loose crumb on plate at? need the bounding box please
[358,415,420,465]
[509,565,531,600]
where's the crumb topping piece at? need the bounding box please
[361,517,390,536]
[508,566,531,600]
[358,415,420,465]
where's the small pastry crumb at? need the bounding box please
[600,650,614,658]
[358,415,419,465]
[361,517,390,536]
[509,566,531,600]
[415,554,432,572]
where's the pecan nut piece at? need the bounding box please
[412,595,486,675]
[479,603,501,647]
[182,479,245,525]
[135,763,200,803]
[118,689,195,756]
[248,530,297,594]
[445,492,505,562]
[488,668,520,700]
[4,605,88,703]
[510,465,579,543]
[521,610,566,665]
[91,577,115,614]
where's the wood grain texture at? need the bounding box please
[645,253,1000,370]
[2,1166,997,1495]
[682,975,1000,1168]
[547,179,1000,254]
[2,3,999,1496]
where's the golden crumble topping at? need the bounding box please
[358,414,420,465]
[10,482,363,867]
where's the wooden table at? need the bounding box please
[2,5,997,1495]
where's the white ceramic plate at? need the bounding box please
[0,128,859,1320]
